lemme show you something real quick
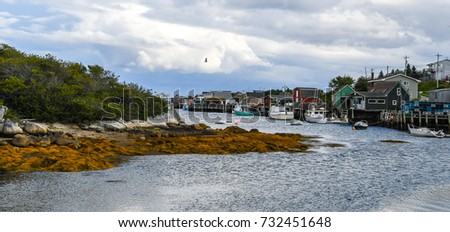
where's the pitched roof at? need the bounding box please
[357,81,399,97]
[368,73,421,83]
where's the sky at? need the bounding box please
[1,0,450,96]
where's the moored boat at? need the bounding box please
[407,124,446,138]
[269,105,294,120]
[290,120,304,126]
[352,120,368,130]
[304,107,327,123]
[233,104,260,116]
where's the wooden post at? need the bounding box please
[402,111,406,130]
[419,111,422,127]
[410,111,414,125]
[435,114,439,129]
[448,114,450,132]
[425,113,428,127]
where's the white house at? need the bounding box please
[427,58,450,81]
[368,74,421,100]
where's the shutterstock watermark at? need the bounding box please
[99,87,330,125]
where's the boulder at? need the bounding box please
[101,121,127,131]
[12,134,31,147]
[2,119,23,135]
[39,137,52,147]
[23,122,49,135]
[55,137,78,146]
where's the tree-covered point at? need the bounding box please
[0,44,166,123]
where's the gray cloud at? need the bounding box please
[1,0,449,93]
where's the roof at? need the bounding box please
[357,81,399,97]
[368,73,421,83]
[211,91,232,99]
[334,84,355,94]
[427,58,450,66]
[428,88,450,93]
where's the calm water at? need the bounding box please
[1,111,450,212]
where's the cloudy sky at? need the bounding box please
[1,0,449,96]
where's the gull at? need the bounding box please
[204,57,208,63]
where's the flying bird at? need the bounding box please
[204,57,208,63]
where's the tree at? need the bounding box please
[378,70,384,79]
[328,75,354,91]
[354,76,370,91]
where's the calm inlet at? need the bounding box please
[1,111,450,212]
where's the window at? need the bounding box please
[403,81,410,86]
[392,100,397,106]
[368,99,385,104]
[397,88,401,96]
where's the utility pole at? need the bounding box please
[436,53,442,88]
[404,55,409,74]
[387,66,390,75]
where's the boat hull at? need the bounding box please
[269,112,294,120]
[235,111,259,116]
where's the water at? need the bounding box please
[1,111,450,212]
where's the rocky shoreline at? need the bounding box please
[0,119,312,173]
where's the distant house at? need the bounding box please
[427,59,450,81]
[332,85,355,110]
[292,87,321,104]
[428,88,450,102]
[368,74,421,99]
[351,81,410,111]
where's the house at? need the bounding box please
[351,81,410,111]
[368,74,421,99]
[427,58,450,81]
[428,88,450,102]
[293,87,321,104]
[332,85,355,110]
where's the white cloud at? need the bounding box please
[1,0,450,93]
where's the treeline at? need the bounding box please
[0,44,165,123]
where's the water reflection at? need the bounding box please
[1,111,450,211]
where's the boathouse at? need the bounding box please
[351,81,410,111]
[368,73,421,99]
[332,85,355,110]
[428,88,450,102]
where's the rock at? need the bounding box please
[39,137,52,147]
[0,105,7,120]
[101,121,127,131]
[88,124,105,133]
[2,119,23,135]
[250,128,259,133]
[193,123,210,130]
[23,122,49,135]
[12,134,30,147]
[0,140,9,146]
[55,137,77,146]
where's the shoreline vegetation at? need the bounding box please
[0,120,313,173]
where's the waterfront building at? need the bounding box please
[427,58,450,82]
[368,74,421,99]
[351,81,410,111]
[428,88,450,102]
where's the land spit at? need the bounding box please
[0,121,318,173]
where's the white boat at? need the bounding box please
[290,120,304,126]
[304,107,327,123]
[352,120,368,130]
[407,124,446,138]
[269,105,294,120]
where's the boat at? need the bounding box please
[352,120,368,130]
[181,103,189,111]
[290,120,304,126]
[407,124,446,138]
[304,106,327,123]
[269,105,294,120]
[233,104,260,116]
